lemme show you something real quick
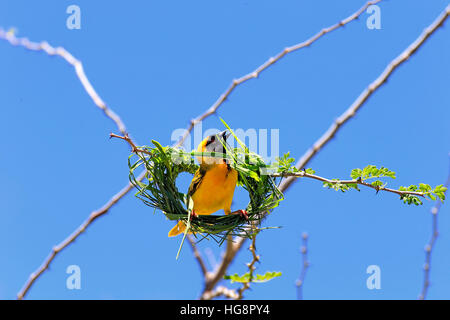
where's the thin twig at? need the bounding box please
[418,156,450,300]
[0,28,127,135]
[109,133,153,156]
[201,4,450,299]
[200,236,246,299]
[296,232,309,300]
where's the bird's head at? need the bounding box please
[197,130,231,165]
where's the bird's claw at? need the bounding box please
[189,211,198,220]
[232,209,249,221]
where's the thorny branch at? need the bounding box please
[109,133,153,156]
[237,237,260,300]
[274,171,428,198]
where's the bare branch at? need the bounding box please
[200,237,246,299]
[237,237,259,300]
[0,28,128,135]
[109,133,153,156]
[201,286,239,300]
[419,156,450,300]
[296,232,310,300]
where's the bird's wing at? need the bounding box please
[188,166,207,198]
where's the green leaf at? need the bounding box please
[419,183,431,192]
[253,271,283,283]
[350,168,362,179]
[371,180,383,187]
[224,271,282,283]
[274,152,298,174]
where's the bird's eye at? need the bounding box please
[205,135,215,146]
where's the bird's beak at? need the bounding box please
[219,130,231,141]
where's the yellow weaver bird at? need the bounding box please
[168,130,248,237]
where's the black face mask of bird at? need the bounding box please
[197,130,231,165]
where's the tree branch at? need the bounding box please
[201,286,239,300]
[296,232,310,300]
[274,171,427,198]
[0,28,128,136]
[187,235,209,277]
[109,133,153,156]
[236,237,259,300]
[419,156,450,300]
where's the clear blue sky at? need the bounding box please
[0,0,449,300]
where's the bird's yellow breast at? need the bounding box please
[191,163,238,215]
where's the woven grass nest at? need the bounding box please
[128,132,284,245]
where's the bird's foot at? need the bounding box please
[189,210,198,220]
[231,209,249,221]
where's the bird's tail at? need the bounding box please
[168,220,187,237]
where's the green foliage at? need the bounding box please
[224,271,282,284]
[274,152,297,173]
[274,152,315,176]
[351,165,396,180]
[398,184,447,205]
[433,184,447,201]
[274,160,446,206]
